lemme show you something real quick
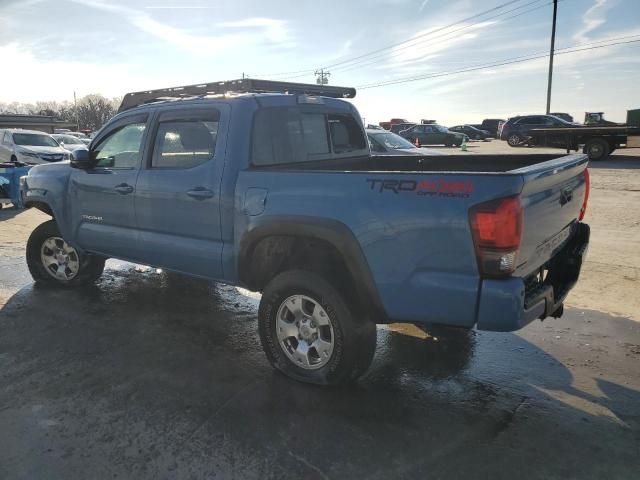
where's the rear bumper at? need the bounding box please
[476,222,590,332]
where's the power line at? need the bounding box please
[356,37,640,89]
[330,0,555,75]
[255,0,539,80]
[324,0,531,70]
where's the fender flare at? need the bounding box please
[238,215,387,321]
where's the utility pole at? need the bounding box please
[73,91,80,131]
[315,69,330,85]
[545,0,558,114]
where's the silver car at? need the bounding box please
[0,129,70,165]
[51,134,89,152]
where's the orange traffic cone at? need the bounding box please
[414,137,421,147]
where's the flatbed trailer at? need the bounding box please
[528,125,640,160]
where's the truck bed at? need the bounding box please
[250,154,573,173]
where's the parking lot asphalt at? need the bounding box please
[0,241,639,479]
[1,145,640,479]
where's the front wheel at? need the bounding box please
[258,270,376,385]
[26,220,105,287]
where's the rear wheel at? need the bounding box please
[583,138,610,161]
[258,270,376,385]
[27,220,105,287]
[507,133,523,147]
[474,134,481,140]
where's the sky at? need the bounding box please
[0,0,639,125]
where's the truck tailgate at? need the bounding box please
[512,154,589,277]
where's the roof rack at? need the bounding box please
[118,78,357,112]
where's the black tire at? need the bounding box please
[474,134,481,140]
[26,220,105,287]
[444,141,452,147]
[258,270,376,385]
[10,155,17,163]
[583,138,610,161]
[507,133,522,147]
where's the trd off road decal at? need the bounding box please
[366,179,474,198]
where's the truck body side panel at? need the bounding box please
[233,169,524,326]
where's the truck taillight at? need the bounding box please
[579,168,590,221]
[469,196,523,277]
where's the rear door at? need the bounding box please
[133,105,229,278]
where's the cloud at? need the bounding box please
[217,17,290,44]
[69,0,293,54]
[573,0,614,43]
[387,21,495,68]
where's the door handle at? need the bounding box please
[114,183,134,195]
[186,187,214,200]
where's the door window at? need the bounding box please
[152,119,218,169]
[93,122,146,169]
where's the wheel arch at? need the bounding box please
[24,199,54,217]
[238,216,387,321]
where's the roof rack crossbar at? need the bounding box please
[118,78,356,112]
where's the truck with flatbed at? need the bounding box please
[23,79,591,385]
[502,111,640,161]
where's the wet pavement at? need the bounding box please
[0,262,639,479]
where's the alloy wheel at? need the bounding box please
[276,294,335,370]
[40,236,80,281]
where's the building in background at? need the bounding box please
[0,114,76,134]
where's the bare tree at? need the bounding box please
[75,94,120,130]
[0,94,121,131]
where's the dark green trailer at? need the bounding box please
[627,109,640,128]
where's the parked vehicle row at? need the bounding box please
[0,129,70,165]
[366,129,443,156]
[398,123,468,147]
[0,129,89,165]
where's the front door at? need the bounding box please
[69,113,149,260]
[134,105,227,279]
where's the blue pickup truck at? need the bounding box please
[23,79,590,385]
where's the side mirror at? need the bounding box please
[70,149,94,169]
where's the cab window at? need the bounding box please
[152,117,218,169]
[93,122,146,169]
[251,107,366,166]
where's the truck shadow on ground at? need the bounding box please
[0,264,638,479]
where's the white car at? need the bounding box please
[51,134,89,152]
[0,129,70,165]
[66,131,91,145]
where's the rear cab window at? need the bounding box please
[251,106,367,167]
